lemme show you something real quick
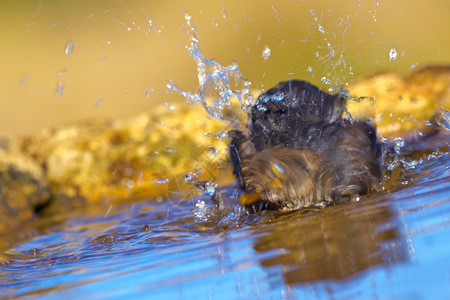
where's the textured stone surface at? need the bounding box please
[346,65,450,142]
[0,142,49,232]
[19,105,231,207]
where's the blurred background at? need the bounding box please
[0,0,449,138]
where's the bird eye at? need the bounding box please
[271,160,285,178]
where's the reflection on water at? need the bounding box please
[253,197,405,284]
[0,134,449,299]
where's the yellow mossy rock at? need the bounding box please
[346,65,449,141]
[0,145,50,233]
[20,104,233,204]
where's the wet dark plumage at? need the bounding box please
[230,80,381,211]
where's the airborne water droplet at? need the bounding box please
[166,13,254,121]
[208,147,218,157]
[394,137,404,155]
[56,69,67,77]
[256,104,267,112]
[126,180,135,189]
[389,47,398,62]
[145,87,153,99]
[321,77,331,85]
[20,74,28,86]
[204,181,216,197]
[95,98,103,108]
[434,108,450,130]
[65,42,74,55]
[155,177,169,184]
[184,173,193,182]
[262,46,271,61]
[55,82,64,97]
[317,24,325,34]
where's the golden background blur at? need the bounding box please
[1,0,449,138]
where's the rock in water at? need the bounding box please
[346,65,450,142]
[230,80,380,211]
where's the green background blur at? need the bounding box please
[0,0,449,138]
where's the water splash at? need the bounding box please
[321,76,331,85]
[309,9,351,86]
[95,97,103,108]
[20,74,28,86]
[389,47,398,62]
[262,46,271,61]
[167,13,254,121]
[64,41,74,55]
[144,87,153,99]
[193,199,209,222]
[394,137,405,155]
[155,177,169,184]
[55,82,64,98]
[435,108,450,131]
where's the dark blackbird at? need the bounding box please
[230,80,380,211]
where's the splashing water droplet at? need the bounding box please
[208,147,218,157]
[164,102,175,110]
[65,42,74,55]
[193,200,210,222]
[95,98,103,108]
[321,77,331,85]
[204,181,217,197]
[167,13,254,120]
[327,42,335,58]
[434,108,450,130]
[317,24,325,34]
[394,137,404,155]
[147,19,153,33]
[184,169,202,182]
[145,87,153,99]
[56,69,67,77]
[55,82,64,97]
[256,104,267,112]
[20,74,28,86]
[389,47,398,62]
[126,180,135,189]
[184,173,194,182]
[155,177,169,184]
[262,46,271,61]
